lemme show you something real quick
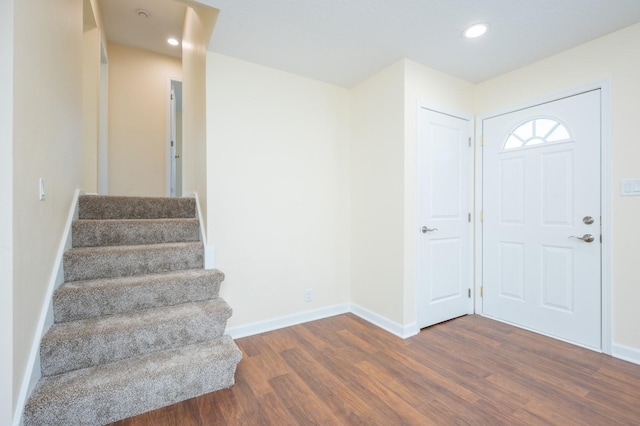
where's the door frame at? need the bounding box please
[416,102,475,327]
[474,80,612,354]
[166,78,182,196]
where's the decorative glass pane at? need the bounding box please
[505,135,523,149]
[525,138,545,146]
[503,117,572,150]
[547,126,571,142]
[514,121,533,140]
[534,119,557,138]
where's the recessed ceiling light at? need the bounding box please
[463,23,488,39]
[167,38,180,46]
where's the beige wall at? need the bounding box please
[475,22,640,351]
[206,53,351,327]
[182,5,218,232]
[12,0,84,420]
[1,0,14,422]
[82,28,100,193]
[350,61,406,324]
[108,43,182,196]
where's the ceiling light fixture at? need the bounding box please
[167,38,180,46]
[463,23,488,39]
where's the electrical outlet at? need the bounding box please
[305,288,313,303]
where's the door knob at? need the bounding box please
[569,234,594,243]
[583,216,594,225]
[421,226,438,233]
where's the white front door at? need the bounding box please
[417,107,473,329]
[482,90,601,350]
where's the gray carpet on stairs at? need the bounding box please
[72,218,200,247]
[26,335,242,426]
[54,269,225,323]
[41,298,232,376]
[23,195,242,426]
[63,242,204,282]
[78,195,196,219]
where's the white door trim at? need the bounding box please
[474,80,612,354]
[98,41,109,195]
[166,78,182,197]
[416,102,475,325]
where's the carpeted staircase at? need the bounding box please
[24,195,242,426]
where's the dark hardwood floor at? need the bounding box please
[109,314,640,425]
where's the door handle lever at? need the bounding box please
[569,234,594,243]
[421,226,438,233]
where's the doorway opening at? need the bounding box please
[169,79,183,197]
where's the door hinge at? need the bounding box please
[468,137,472,147]
[480,286,484,297]
[468,288,471,298]
[468,212,471,223]
[481,136,484,147]
[171,140,174,147]
[600,234,602,243]
[480,210,484,222]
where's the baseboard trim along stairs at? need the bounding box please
[24,195,242,426]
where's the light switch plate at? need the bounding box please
[621,179,640,196]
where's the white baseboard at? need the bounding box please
[226,303,420,341]
[226,304,350,339]
[350,304,419,339]
[14,189,81,426]
[612,343,640,366]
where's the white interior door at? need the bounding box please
[482,90,601,350]
[417,107,473,329]
[169,88,177,197]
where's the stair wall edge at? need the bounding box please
[186,191,215,269]
[13,188,84,426]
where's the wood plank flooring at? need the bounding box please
[109,314,640,425]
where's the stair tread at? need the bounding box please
[72,218,200,247]
[45,298,231,338]
[56,268,223,291]
[41,299,232,376]
[65,241,203,254]
[25,336,242,426]
[63,242,204,282]
[78,195,196,220]
[54,269,225,322]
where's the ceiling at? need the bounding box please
[99,0,186,58]
[100,0,640,86]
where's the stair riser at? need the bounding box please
[41,301,233,376]
[78,195,196,220]
[63,243,203,282]
[72,219,200,247]
[25,337,242,426]
[53,270,224,323]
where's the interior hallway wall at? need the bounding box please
[12,0,84,419]
[350,61,406,326]
[206,52,351,328]
[1,0,14,423]
[107,42,181,196]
